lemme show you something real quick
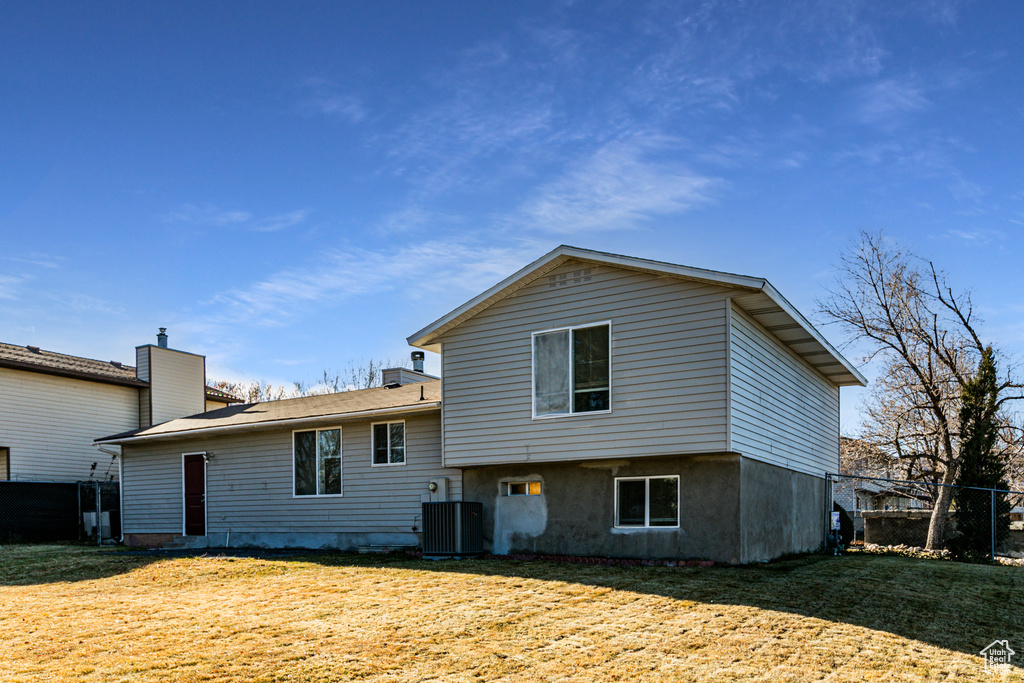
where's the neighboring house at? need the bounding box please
[100,375,451,548]
[0,329,239,482]
[98,246,865,563]
[833,477,928,538]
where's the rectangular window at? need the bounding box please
[0,448,8,481]
[533,323,610,417]
[615,476,679,528]
[293,428,341,496]
[507,481,542,496]
[372,421,406,465]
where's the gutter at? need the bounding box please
[96,402,442,446]
[0,359,147,388]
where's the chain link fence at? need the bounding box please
[0,481,120,544]
[828,473,1024,559]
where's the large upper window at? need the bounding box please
[615,476,679,528]
[294,428,341,496]
[372,421,405,465]
[533,322,610,417]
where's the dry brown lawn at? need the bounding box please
[1,546,1022,682]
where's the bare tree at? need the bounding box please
[839,436,895,478]
[212,357,413,403]
[293,358,410,395]
[819,231,1023,549]
[207,379,299,403]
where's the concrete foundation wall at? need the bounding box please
[124,531,419,550]
[862,510,934,547]
[463,454,825,564]
[463,454,744,564]
[739,458,825,562]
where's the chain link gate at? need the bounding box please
[827,473,1024,559]
[0,480,120,543]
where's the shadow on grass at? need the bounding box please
[7,545,1023,662]
[287,550,1024,662]
[0,544,161,586]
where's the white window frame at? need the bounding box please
[292,426,344,498]
[506,481,542,496]
[614,475,680,529]
[531,320,612,420]
[371,420,406,467]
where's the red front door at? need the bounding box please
[183,454,206,536]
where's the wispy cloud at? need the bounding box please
[164,204,252,227]
[630,0,888,117]
[854,78,930,126]
[0,274,29,300]
[386,89,554,195]
[163,204,311,232]
[514,136,721,233]
[3,253,64,269]
[946,229,1002,245]
[46,292,125,316]
[205,239,544,325]
[254,209,312,233]
[373,206,455,235]
[298,77,366,123]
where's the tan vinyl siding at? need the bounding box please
[147,346,206,425]
[135,347,152,427]
[435,261,732,467]
[121,412,459,535]
[135,347,150,382]
[729,304,840,477]
[0,367,137,481]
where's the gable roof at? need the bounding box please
[96,380,441,445]
[0,341,146,387]
[407,245,866,387]
[0,341,242,403]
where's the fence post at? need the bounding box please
[77,483,83,541]
[95,482,102,546]
[991,488,996,559]
[823,474,831,551]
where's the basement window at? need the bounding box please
[507,481,542,496]
[615,476,679,528]
[293,428,342,496]
[533,322,610,418]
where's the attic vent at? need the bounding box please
[548,268,592,289]
[26,345,40,353]
[110,361,122,368]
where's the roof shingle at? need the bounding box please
[97,380,441,444]
[0,341,241,403]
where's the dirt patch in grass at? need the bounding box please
[1,547,1022,681]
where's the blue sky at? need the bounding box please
[2,1,1022,431]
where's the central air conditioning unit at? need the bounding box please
[421,501,483,557]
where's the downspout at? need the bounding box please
[95,444,124,543]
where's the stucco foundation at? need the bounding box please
[462,454,825,564]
